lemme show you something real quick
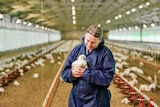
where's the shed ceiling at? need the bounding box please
[0,0,160,31]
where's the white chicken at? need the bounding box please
[121,97,130,104]
[19,69,24,76]
[72,54,87,71]
[0,87,4,95]
[33,73,39,79]
[13,80,20,86]
[149,83,156,91]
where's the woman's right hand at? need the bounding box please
[71,67,86,78]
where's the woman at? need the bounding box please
[61,25,115,107]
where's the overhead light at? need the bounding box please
[151,23,155,27]
[123,28,126,30]
[0,14,3,19]
[139,5,143,9]
[72,6,75,10]
[72,16,76,20]
[16,19,21,24]
[71,0,75,2]
[118,14,122,18]
[71,5,76,25]
[73,20,76,24]
[128,27,132,30]
[28,22,32,26]
[126,11,131,15]
[106,20,111,24]
[72,6,76,15]
[23,21,27,25]
[115,16,118,20]
[146,2,150,6]
[72,9,76,15]
[36,25,39,28]
[98,24,101,27]
[41,26,44,29]
[135,26,139,29]
[143,24,147,28]
[131,8,136,12]
[81,27,85,30]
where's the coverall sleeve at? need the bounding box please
[61,47,79,83]
[82,50,115,87]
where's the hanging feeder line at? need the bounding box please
[115,72,159,107]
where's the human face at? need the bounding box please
[84,33,101,52]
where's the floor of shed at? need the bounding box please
[50,81,133,107]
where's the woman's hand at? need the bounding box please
[71,66,86,78]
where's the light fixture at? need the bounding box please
[115,16,118,20]
[72,16,76,20]
[143,24,147,28]
[73,20,76,24]
[16,19,21,24]
[128,27,132,30]
[151,23,155,27]
[139,5,143,9]
[98,24,101,27]
[131,8,136,12]
[0,13,3,19]
[72,9,76,15]
[118,14,122,18]
[71,0,75,2]
[135,26,139,29]
[106,20,111,24]
[146,2,150,6]
[36,25,39,28]
[71,5,76,25]
[72,6,75,10]
[123,28,126,30]
[119,28,122,31]
[23,21,27,25]
[41,26,44,29]
[28,22,32,26]
[126,11,131,15]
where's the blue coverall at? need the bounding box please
[61,37,115,107]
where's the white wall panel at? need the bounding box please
[142,27,160,43]
[108,29,141,41]
[0,29,61,52]
[108,27,160,43]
